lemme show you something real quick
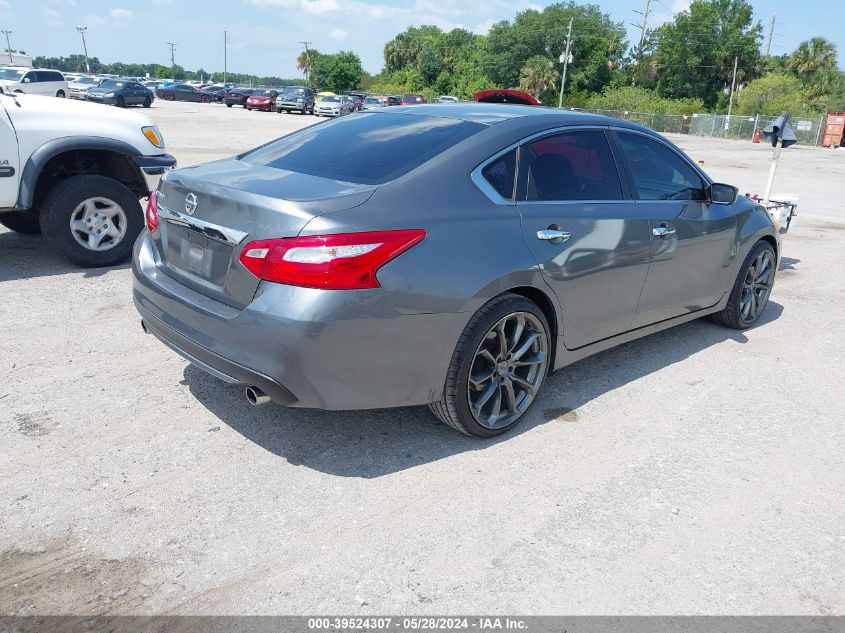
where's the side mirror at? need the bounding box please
[709,183,738,205]
[22,77,31,83]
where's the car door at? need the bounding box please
[612,131,738,326]
[515,128,652,350]
[0,99,20,207]
[21,71,40,95]
[126,82,141,105]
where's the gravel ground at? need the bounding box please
[1,100,844,615]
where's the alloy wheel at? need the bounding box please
[740,249,774,323]
[69,197,128,252]
[467,312,548,430]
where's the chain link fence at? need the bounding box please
[566,107,826,146]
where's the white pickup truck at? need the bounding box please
[0,91,175,266]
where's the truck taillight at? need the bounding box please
[145,191,159,233]
[239,230,426,290]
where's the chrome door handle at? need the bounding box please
[536,229,572,243]
[652,225,676,238]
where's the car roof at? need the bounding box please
[379,103,654,132]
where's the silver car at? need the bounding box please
[133,105,779,437]
[314,95,353,117]
[68,76,102,99]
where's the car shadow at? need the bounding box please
[183,300,784,479]
[0,230,130,282]
[779,256,800,271]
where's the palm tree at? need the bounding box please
[518,55,559,99]
[786,37,838,76]
[297,50,314,84]
[384,41,402,69]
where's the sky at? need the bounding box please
[0,0,842,78]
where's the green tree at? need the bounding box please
[484,2,626,93]
[734,73,809,116]
[297,49,319,85]
[650,0,762,107]
[518,55,559,101]
[786,37,838,76]
[312,51,364,92]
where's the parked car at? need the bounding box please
[341,91,367,110]
[133,105,779,437]
[314,94,354,117]
[0,67,68,97]
[276,85,315,114]
[201,84,229,102]
[473,89,539,105]
[1,90,175,266]
[68,76,102,100]
[438,95,459,103]
[224,88,254,107]
[86,79,154,108]
[156,83,214,103]
[361,96,387,110]
[402,94,427,105]
[246,89,279,111]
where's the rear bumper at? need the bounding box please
[132,233,467,410]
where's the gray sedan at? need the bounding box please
[133,105,779,437]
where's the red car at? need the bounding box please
[473,89,539,105]
[246,89,279,111]
[401,94,427,105]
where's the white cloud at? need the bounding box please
[671,0,691,13]
[328,28,348,42]
[40,6,63,27]
[110,7,134,19]
[0,0,10,9]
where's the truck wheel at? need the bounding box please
[39,175,143,268]
[0,210,41,234]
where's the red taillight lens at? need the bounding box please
[239,229,426,290]
[145,190,159,233]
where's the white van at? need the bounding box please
[0,67,69,98]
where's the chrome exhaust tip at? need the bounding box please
[245,386,271,406]
[141,319,148,334]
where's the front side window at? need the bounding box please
[524,130,623,202]
[481,149,517,200]
[617,133,705,201]
[243,112,484,185]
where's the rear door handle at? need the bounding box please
[536,228,572,244]
[652,224,676,238]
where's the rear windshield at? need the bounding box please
[242,112,485,185]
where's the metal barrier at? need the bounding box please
[565,107,826,146]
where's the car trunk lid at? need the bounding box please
[153,157,377,307]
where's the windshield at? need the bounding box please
[283,87,306,94]
[363,97,383,105]
[321,96,340,102]
[0,68,25,81]
[242,112,485,185]
[100,80,125,88]
[76,77,99,85]
[255,90,274,96]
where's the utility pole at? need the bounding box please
[632,0,651,86]
[299,41,313,86]
[558,18,572,108]
[764,14,776,57]
[75,25,91,74]
[1,30,12,65]
[726,55,738,134]
[224,31,228,85]
[166,42,177,69]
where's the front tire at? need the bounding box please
[226,103,233,107]
[143,96,152,108]
[116,96,126,108]
[56,90,66,98]
[0,210,41,234]
[39,175,143,268]
[431,293,551,437]
[710,240,776,329]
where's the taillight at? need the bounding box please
[239,229,426,290]
[145,190,159,233]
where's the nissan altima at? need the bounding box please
[133,105,779,437]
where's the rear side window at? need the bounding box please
[243,112,485,185]
[524,130,623,201]
[481,149,517,200]
[617,133,705,200]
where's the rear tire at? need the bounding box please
[0,210,41,234]
[430,293,551,438]
[709,240,776,330]
[39,175,143,268]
